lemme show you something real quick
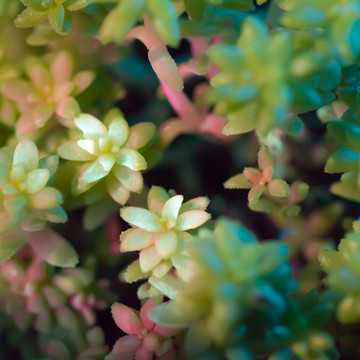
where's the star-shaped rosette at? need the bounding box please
[1,51,94,135]
[224,146,290,206]
[120,186,211,284]
[57,109,156,204]
[15,0,92,35]
[106,299,178,360]
[0,139,66,236]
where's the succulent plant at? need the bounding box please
[58,109,155,203]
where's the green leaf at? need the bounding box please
[123,259,147,282]
[224,174,252,189]
[13,139,39,173]
[325,148,360,174]
[120,207,162,232]
[66,0,91,11]
[26,168,50,193]
[15,8,47,28]
[209,44,244,71]
[149,274,183,299]
[108,117,129,147]
[0,232,27,264]
[162,195,183,221]
[116,149,147,171]
[28,229,78,267]
[211,0,255,11]
[113,165,143,193]
[99,0,145,45]
[107,178,130,205]
[80,159,110,184]
[184,0,208,21]
[327,121,360,152]
[48,5,72,35]
[120,228,153,252]
[83,199,117,231]
[58,142,96,161]
[318,249,344,273]
[177,210,210,230]
[222,104,257,135]
[74,114,107,138]
[149,301,189,327]
[125,122,156,150]
[30,187,63,209]
[268,179,290,198]
[146,0,180,46]
[38,206,68,223]
[154,231,177,258]
[39,155,59,179]
[147,186,169,217]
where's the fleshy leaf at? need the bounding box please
[120,207,162,232]
[117,149,147,171]
[125,123,156,150]
[13,139,39,173]
[268,179,290,198]
[162,195,183,221]
[224,174,252,189]
[28,229,78,267]
[154,231,177,258]
[120,228,154,252]
[148,186,169,217]
[74,114,107,138]
[26,169,50,194]
[177,210,211,231]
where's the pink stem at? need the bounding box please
[160,81,202,128]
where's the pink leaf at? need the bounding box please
[111,303,144,335]
[140,299,157,330]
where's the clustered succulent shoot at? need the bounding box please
[2,0,360,359]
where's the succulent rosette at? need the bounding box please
[279,0,360,63]
[149,218,296,356]
[0,139,66,236]
[106,299,178,360]
[319,229,360,324]
[1,50,94,135]
[120,186,211,298]
[225,147,290,207]
[58,109,156,204]
[209,17,338,137]
[15,0,93,35]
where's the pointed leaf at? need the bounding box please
[268,179,290,197]
[147,186,169,217]
[80,159,110,184]
[120,228,154,252]
[120,207,162,232]
[117,149,147,171]
[108,117,129,146]
[30,187,63,209]
[113,165,143,193]
[177,210,210,231]
[125,123,156,150]
[224,174,252,189]
[154,231,177,258]
[13,139,39,172]
[139,246,162,272]
[26,168,50,193]
[58,141,95,161]
[162,195,183,221]
[74,114,107,138]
